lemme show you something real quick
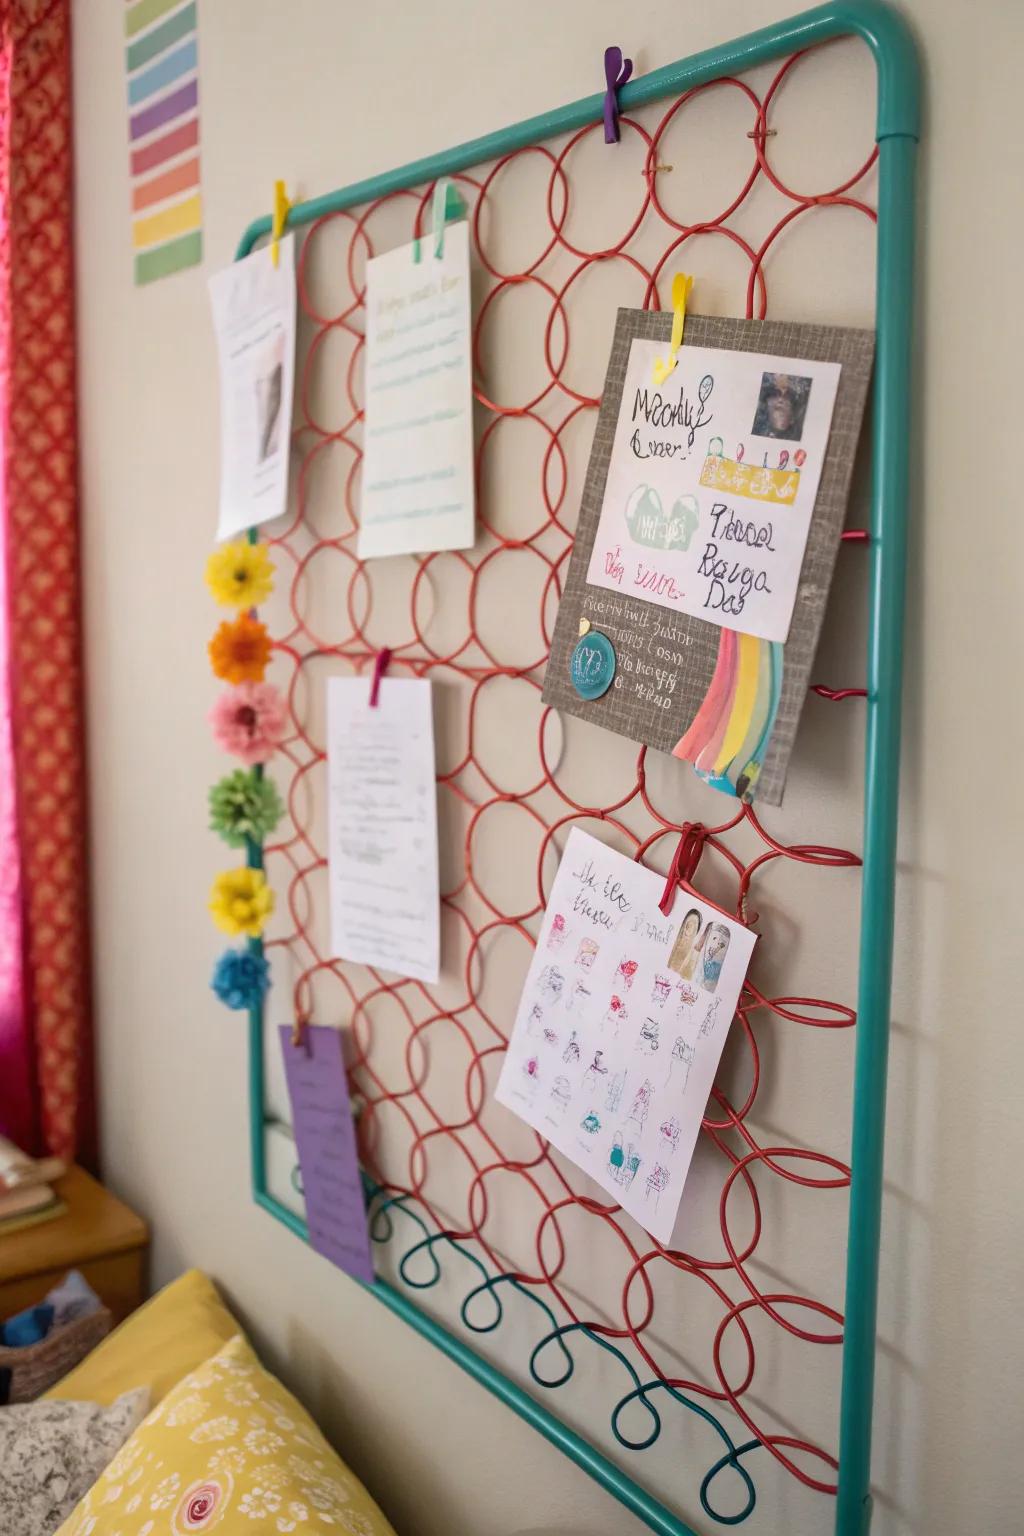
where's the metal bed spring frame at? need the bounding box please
[235,4,919,1533]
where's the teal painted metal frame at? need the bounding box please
[237,5,919,1533]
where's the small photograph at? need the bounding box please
[751,371,813,442]
[253,332,286,462]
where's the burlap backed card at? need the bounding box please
[541,309,874,805]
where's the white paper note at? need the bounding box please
[327,677,440,983]
[208,235,297,542]
[495,828,757,1245]
[585,339,841,642]
[358,221,475,560]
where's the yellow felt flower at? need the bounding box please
[208,866,275,937]
[205,540,275,611]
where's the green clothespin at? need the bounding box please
[412,177,465,263]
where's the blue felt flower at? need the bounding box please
[211,948,271,1011]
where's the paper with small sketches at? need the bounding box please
[358,220,475,559]
[327,677,440,983]
[208,235,296,541]
[495,828,757,1244]
[279,1025,374,1284]
[586,338,841,643]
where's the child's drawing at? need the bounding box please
[650,974,673,1007]
[615,958,639,991]
[668,1035,695,1091]
[549,1075,572,1115]
[575,937,600,972]
[604,995,628,1035]
[538,965,565,1005]
[668,908,703,981]
[675,980,699,1010]
[697,922,731,995]
[659,1116,681,1155]
[626,1077,653,1130]
[567,981,592,1013]
[608,1133,641,1188]
[583,1049,609,1090]
[547,913,569,951]
[699,998,721,1038]
[637,1016,660,1055]
[605,1070,626,1113]
[645,1163,670,1212]
[493,828,759,1248]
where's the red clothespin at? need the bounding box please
[659,823,707,916]
[603,46,633,143]
[368,647,392,707]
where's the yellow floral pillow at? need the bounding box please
[57,1334,396,1536]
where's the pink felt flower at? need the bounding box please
[208,682,288,765]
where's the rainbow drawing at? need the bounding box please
[124,0,202,285]
[672,631,783,803]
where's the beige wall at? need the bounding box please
[71,3,1022,1534]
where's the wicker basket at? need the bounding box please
[0,1307,112,1403]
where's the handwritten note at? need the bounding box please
[358,221,475,560]
[495,828,757,1245]
[279,1025,374,1284]
[208,235,297,542]
[586,339,841,642]
[327,677,440,983]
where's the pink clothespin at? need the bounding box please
[368,647,392,707]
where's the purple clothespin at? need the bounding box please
[368,647,392,707]
[603,45,633,144]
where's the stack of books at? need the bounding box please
[0,1138,66,1237]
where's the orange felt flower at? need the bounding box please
[208,615,272,684]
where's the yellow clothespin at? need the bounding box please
[652,272,694,386]
[271,180,292,268]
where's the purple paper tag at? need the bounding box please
[279,1025,375,1285]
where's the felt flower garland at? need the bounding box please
[208,681,288,765]
[209,769,284,848]
[211,948,271,1011]
[208,614,271,684]
[205,536,279,1013]
[205,539,275,610]
[209,866,275,937]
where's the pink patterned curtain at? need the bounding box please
[0,8,36,1153]
[0,413,36,1152]
[0,0,94,1161]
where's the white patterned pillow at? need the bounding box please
[0,1389,149,1536]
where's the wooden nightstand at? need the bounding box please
[0,1167,149,1323]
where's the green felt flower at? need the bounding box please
[209,769,284,848]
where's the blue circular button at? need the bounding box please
[570,629,616,700]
